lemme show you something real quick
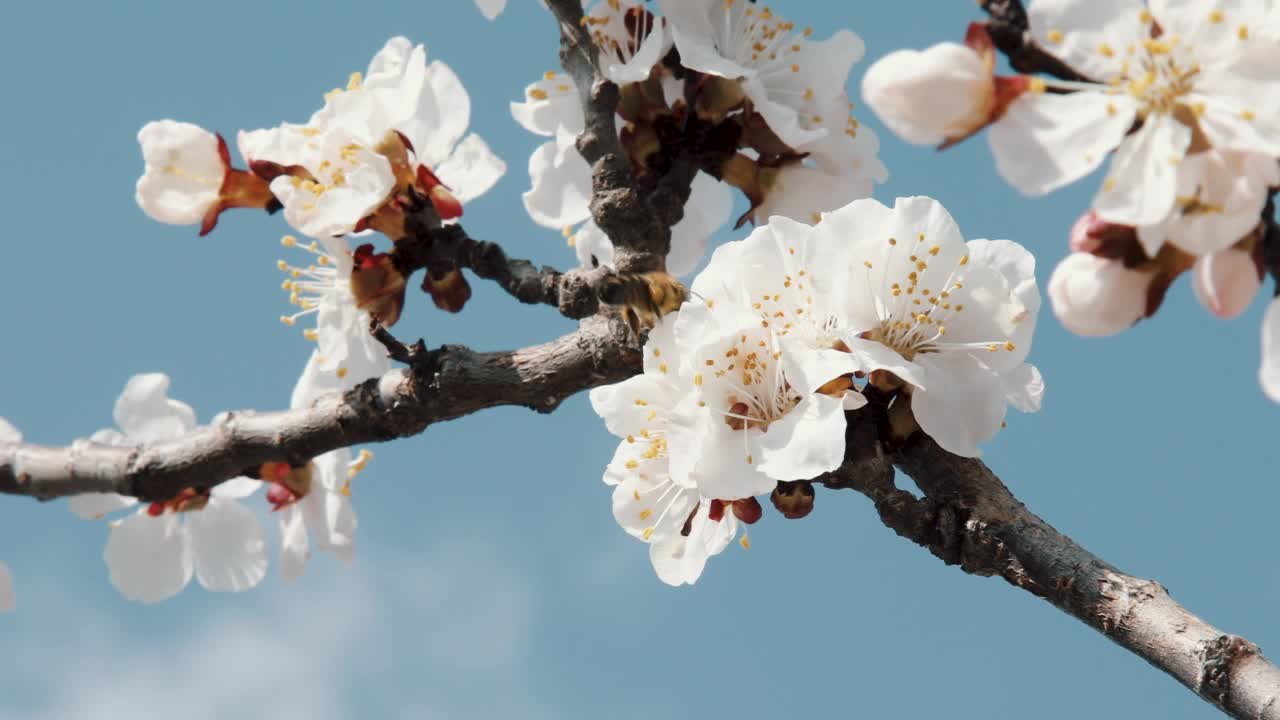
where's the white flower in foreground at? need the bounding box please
[673,231,868,497]
[279,235,393,395]
[0,417,19,612]
[657,0,865,148]
[825,197,1043,456]
[584,0,671,84]
[136,120,275,236]
[990,0,1280,226]
[515,72,733,275]
[66,374,266,604]
[1134,150,1279,257]
[240,37,505,238]
[476,0,506,20]
[590,318,753,585]
[1191,245,1262,320]
[1260,299,1280,402]
[862,40,997,146]
[1048,252,1151,337]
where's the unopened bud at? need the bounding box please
[771,481,815,520]
[1048,252,1152,337]
[861,35,995,147]
[1069,210,1142,260]
[1192,246,1262,319]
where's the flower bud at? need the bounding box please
[1069,210,1143,262]
[1048,253,1152,337]
[861,41,994,146]
[136,120,277,236]
[1192,246,1262,319]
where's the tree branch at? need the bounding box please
[0,316,638,503]
[394,222,610,319]
[823,409,1280,719]
[545,0,670,269]
[979,0,1094,82]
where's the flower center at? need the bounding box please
[698,329,799,443]
[719,1,809,71]
[587,2,660,67]
[858,233,1017,362]
[1115,35,1200,118]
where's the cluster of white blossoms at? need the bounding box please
[862,0,1280,401]
[60,374,369,603]
[514,0,886,275]
[135,37,505,405]
[592,196,1043,584]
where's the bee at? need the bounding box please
[598,271,689,336]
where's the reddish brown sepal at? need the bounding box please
[707,499,727,523]
[731,497,763,525]
[422,263,472,313]
[416,165,463,220]
[771,481,815,520]
[350,243,408,326]
[198,133,279,236]
[964,22,997,70]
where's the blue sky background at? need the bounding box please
[0,1,1275,718]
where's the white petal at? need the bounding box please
[476,0,507,20]
[0,562,15,612]
[105,511,193,604]
[278,506,310,581]
[187,498,268,593]
[1002,363,1045,414]
[510,73,584,137]
[688,422,778,501]
[911,353,1008,458]
[212,476,263,500]
[842,338,928,390]
[756,393,847,480]
[667,172,732,276]
[1026,0,1146,82]
[0,418,19,444]
[68,493,138,520]
[522,138,592,229]
[113,373,197,443]
[989,91,1138,197]
[434,133,506,205]
[1093,114,1191,227]
[1261,297,1280,402]
[1047,252,1150,337]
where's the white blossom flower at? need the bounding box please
[672,247,865,497]
[657,0,865,148]
[822,196,1043,456]
[753,93,887,225]
[66,374,267,604]
[136,120,226,227]
[862,41,997,146]
[0,417,19,612]
[240,37,505,238]
[1134,150,1279,256]
[1260,298,1280,402]
[515,72,733,275]
[584,0,671,84]
[590,318,751,585]
[1191,244,1261,319]
[990,0,1280,226]
[1048,252,1151,337]
[278,235,392,396]
[476,0,507,20]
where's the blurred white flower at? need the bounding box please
[66,374,266,604]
